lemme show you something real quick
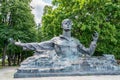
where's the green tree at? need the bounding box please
[0,0,36,66]
[41,0,120,59]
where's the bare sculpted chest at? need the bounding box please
[53,37,80,59]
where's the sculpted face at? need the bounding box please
[62,19,72,31]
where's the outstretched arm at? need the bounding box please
[15,40,54,51]
[78,31,99,56]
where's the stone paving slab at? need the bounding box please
[0,67,120,80]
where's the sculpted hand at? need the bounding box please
[9,38,23,46]
[15,40,22,46]
[92,31,99,41]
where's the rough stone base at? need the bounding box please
[14,71,120,78]
[14,54,120,78]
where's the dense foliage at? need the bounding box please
[0,0,36,66]
[41,0,120,59]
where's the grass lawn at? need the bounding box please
[0,61,2,69]
[0,66,3,69]
[0,60,8,69]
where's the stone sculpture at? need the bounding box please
[13,19,120,78]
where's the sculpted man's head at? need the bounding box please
[62,19,73,31]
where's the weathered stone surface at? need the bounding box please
[14,54,120,78]
[13,19,120,78]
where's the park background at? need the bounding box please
[0,0,120,68]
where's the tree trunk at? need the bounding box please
[17,53,20,65]
[7,52,11,66]
[13,53,17,66]
[2,44,7,66]
[20,52,24,62]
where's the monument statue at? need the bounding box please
[13,19,120,78]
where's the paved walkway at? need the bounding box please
[0,67,120,80]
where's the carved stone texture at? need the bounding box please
[14,19,120,78]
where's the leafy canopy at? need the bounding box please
[41,0,120,59]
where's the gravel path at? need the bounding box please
[0,67,120,80]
